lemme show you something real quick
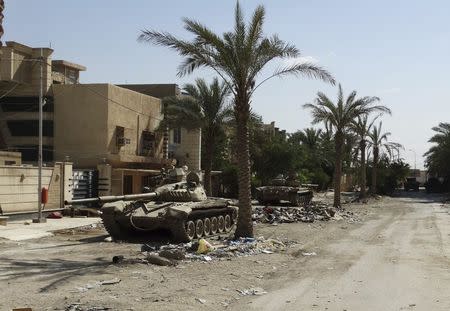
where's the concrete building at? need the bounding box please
[119,84,202,171]
[0,41,202,197]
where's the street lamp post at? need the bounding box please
[408,149,417,176]
[33,49,46,223]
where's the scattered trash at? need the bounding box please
[100,278,121,285]
[302,252,317,256]
[195,298,207,304]
[197,238,213,254]
[252,201,358,224]
[141,244,157,252]
[159,249,186,260]
[146,253,176,266]
[237,287,267,296]
[47,211,63,219]
[104,236,113,242]
[65,304,111,311]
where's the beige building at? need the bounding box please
[119,84,202,172]
[0,41,202,197]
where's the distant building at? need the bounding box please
[0,41,201,196]
[262,121,287,139]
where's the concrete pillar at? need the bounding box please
[97,163,112,196]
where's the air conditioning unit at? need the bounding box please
[117,137,131,146]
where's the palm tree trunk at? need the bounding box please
[333,132,344,208]
[234,98,253,238]
[371,147,379,195]
[359,140,367,200]
[203,135,214,196]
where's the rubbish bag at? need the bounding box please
[197,238,213,254]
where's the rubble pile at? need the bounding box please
[252,201,357,224]
[114,236,297,266]
[186,236,296,260]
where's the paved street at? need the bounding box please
[245,193,450,311]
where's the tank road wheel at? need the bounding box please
[217,215,225,233]
[195,219,204,238]
[210,217,218,234]
[232,209,238,224]
[185,221,196,241]
[203,218,212,236]
[224,214,232,232]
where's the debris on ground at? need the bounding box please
[196,238,213,254]
[146,254,176,266]
[195,298,207,304]
[47,211,63,219]
[64,304,111,311]
[252,201,358,224]
[302,252,317,256]
[99,278,121,285]
[113,236,297,267]
[237,287,267,296]
[73,278,122,293]
[139,236,297,264]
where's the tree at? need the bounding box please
[303,84,384,207]
[368,122,401,194]
[139,2,335,237]
[424,123,450,179]
[351,113,390,200]
[160,78,231,195]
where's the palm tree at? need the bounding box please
[368,122,401,194]
[160,78,231,196]
[303,84,384,207]
[424,123,450,176]
[139,2,335,237]
[291,128,323,150]
[351,113,390,200]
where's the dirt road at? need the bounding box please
[242,193,450,311]
[0,192,449,311]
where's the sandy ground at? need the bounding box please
[0,191,449,311]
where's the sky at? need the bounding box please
[6,0,450,169]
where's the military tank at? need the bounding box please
[66,171,238,242]
[255,174,313,206]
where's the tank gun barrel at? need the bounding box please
[65,192,158,205]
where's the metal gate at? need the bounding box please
[72,169,99,200]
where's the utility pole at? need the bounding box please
[0,0,4,46]
[408,148,417,176]
[33,48,46,223]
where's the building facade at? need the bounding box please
[0,41,202,197]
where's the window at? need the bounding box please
[116,126,125,146]
[173,127,182,144]
[14,145,53,162]
[141,130,156,157]
[7,120,53,137]
[0,96,54,112]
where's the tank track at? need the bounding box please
[171,207,238,242]
[101,206,132,241]
[289,191,313,207]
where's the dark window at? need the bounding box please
[173,127,181,144]
[7,120,53,137]
[0,97,54,112]
[123,175,133,194]
[12,145,53,162]
[116,126,125,146]
[141,130,156,157]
